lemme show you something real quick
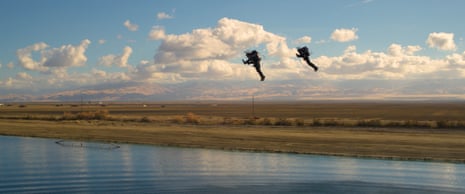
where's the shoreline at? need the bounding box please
[1,119,465,163]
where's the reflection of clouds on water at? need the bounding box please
[441,163,458,186]
[425,162,463,189]
[388,160,410,185]
[11,137,40,178]
[132,146,301,186]
[140,146,191,177]
[16,137,71,177]
[3,136,465,193]
[119,146,135,177]
[64,142,89,177]
[58,141,92,190]
[18,137,48,167]
[129,146,465,190]
[174,148,303,186]
[329,157,465,190]
[189,149,297,176]
[7,137,94,189]
[380,160,463,189]
[332,157,360,180]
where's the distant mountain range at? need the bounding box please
[1,79,465,102]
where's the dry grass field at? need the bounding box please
[1,101,465,162]
[1,101,465,127]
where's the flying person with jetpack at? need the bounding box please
[296,46,318,72]
[242,50,266,81]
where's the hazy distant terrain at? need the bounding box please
[1,79,465,102]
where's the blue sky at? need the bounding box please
[1,0,465,100]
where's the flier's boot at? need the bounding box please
[309,62,318,72]
[254,65,266,81]
[305,58,318,72]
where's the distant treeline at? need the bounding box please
[2,110,465,129]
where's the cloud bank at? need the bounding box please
[144,17,296,82]
[3,17,465,101]
[99,46,133,67]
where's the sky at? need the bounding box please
[1,0,465,101]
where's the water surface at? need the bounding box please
[1,135,464,193]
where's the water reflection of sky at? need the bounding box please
[1,135,464,193]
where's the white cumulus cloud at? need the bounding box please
[152,17,293,64]
[144,17,299,82]
[124,20,139,31]
[16,40,90,72]
[446,51,465,67]
[314,44,446,80]
[295,36,312,44]
[148,26,166,40]
[16,72,32,80]
[157,12,173,20]
[387,44,422,56]
[0,77,14,87]
[92,68,107,77]
[5,77,13,87]
[43,39,90,68]
[331,28,359,42]
[99,46,133,67]
[426,32,456,51]
[16,42,49,71]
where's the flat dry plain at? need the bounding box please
[1,101,465,163]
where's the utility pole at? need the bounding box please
[252,95,255,118]
[80,91,83,113]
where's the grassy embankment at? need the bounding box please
[1,102,465,163]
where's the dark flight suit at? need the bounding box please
[297,47,318,72]
[243,51,266,81]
